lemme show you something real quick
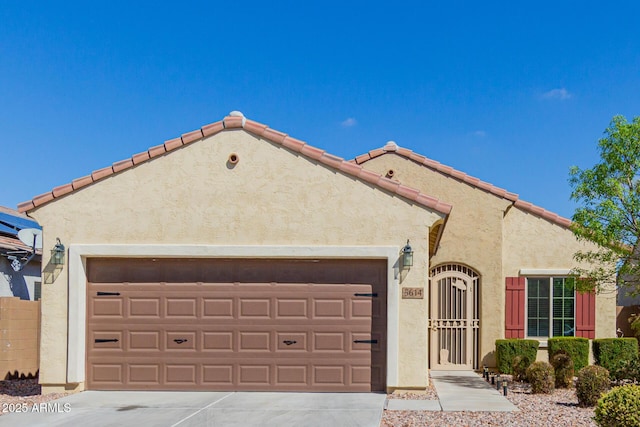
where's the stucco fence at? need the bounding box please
[0,297,40,379]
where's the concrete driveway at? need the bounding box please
[0,391,387,427]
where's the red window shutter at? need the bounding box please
[505,277,525,338]
[575,291,596,339]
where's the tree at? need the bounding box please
[569,115,640,295]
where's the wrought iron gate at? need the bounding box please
[429,264,479,370]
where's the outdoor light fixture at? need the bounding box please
[401,239,414,268]
[51,238,65,265]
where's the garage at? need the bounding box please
[86,258,387,392]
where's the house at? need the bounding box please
[17,112,616,394]
[0,206,42,301]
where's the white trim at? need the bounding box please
[67,244,401,389]
[519,268,572,276]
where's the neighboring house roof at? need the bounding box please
[0,206,42,256]
[353,141,572,228]
[17,112,453,216]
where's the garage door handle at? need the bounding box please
[354,339,378,344]
[283,340,297,345]
[173,339,188,344]
[97,292,121,296]
[95,339,119,343]
[354,293,378,297]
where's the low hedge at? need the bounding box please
[548,337,589,371]
[593,338,639,372]
[495,339,539,375]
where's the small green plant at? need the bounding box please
[512,354,531,381]
[576,365,610,407]
[550,350,574,388]
[593,338,639,372]
[594,385,640,427]
[495,339,539,375]
[526,361,555,394]
[547,337,589,371]
[609,355,640,385]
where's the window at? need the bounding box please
[33,281,41,301]
[526,277,575,338]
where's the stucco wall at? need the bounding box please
[27,129,444,393]
[503,207,616,339]
[361,152,616,368]
[359,154,511,366]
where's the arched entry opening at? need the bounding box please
[429,264,480,370]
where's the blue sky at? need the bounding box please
[1,1,639,218]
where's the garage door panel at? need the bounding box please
[202,298,234,318]
[87,258,386,391]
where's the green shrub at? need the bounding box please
[609,355,640,384]
[495,339,539,375]
[576,365,610,407]
[630,314,640,339]
[526,361,555,394]
[594,385,640,427]
[593,338,639,372]
[512,354,532,381]
[550,350,574,388]
[548,337,589,371]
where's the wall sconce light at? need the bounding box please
[51,238,65,265]
[401,239,413,269]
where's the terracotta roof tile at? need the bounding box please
[355,153,372,164]
[17,201,35,212]
[181,129,204,144]
[319,152,343,169]
[17,113,452,216]
[282,136,306,152]
[91,166,113,181]
[52,183,74,198]
[223,115,243,129]
[355,145,569,227]
[164,138,183,152]
[112,159,134,173]
[132,151,150,165]
[31,192,55,207]
[261,127,288,144]
[243,120,268,137]
[300,144,325,160]
[201,121,224,137]
[148,143,167,159]
[71,175,93,190]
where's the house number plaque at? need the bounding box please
[402,287,424,299]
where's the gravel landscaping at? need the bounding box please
[382,378,597,427]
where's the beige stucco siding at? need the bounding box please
[29,130,444,392]
[361,152,616,368]
[360,154,511,366]
[503,207,616,339]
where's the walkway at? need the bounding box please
[386,371,518,412]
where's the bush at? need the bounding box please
[548,337,589,371]
[609,355,640,384]
[512,354,532,381]
[526,361,555,394]
[576,365,610,407]
[550,350,574,388]
[495,339,539,375]
[594,385,640,427]
[593,338,639,372]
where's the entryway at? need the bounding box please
[428,264,480,370]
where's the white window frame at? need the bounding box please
[524,275,576,341]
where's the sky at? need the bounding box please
[1,1,639,219]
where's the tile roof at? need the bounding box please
[17,113,452,216]
[353,141,572,228]
[0,235,36,254]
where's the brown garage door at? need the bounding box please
[86,258,386,392]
